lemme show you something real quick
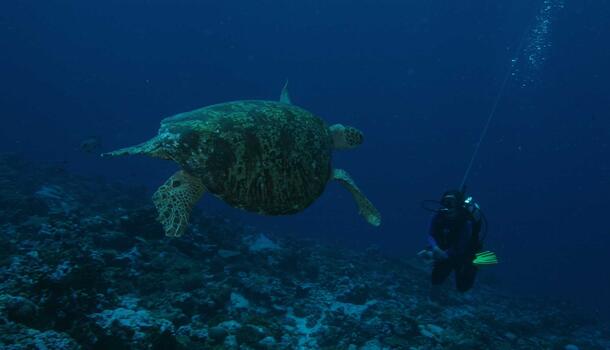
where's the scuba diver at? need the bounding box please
[419,189,493,292]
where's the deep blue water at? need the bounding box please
[2,0,609,320]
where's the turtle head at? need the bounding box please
[329,124,363,150]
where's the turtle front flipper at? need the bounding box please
[332,168,381,226]
[153,170,206,237]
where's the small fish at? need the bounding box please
[80,137,101,153]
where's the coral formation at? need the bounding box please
[0,153,608,349]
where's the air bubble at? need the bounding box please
[512,0,564,87]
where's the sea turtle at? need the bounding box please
[102,84,381,237]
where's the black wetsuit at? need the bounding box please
[428,208,482,292]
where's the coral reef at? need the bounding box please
[0,153,608,350]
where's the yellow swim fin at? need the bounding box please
[473,251,498,266]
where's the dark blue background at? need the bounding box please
[2,0,609,319]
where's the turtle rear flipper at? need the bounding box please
[332,168,381,226]
[101,136,170,160]
[153,170,206,237]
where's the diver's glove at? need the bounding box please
[417,247,448,261]
[432,246,449,261]
[417,249,434,261]
[472,251,498,266]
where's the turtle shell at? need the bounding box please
[158,100,333,215]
